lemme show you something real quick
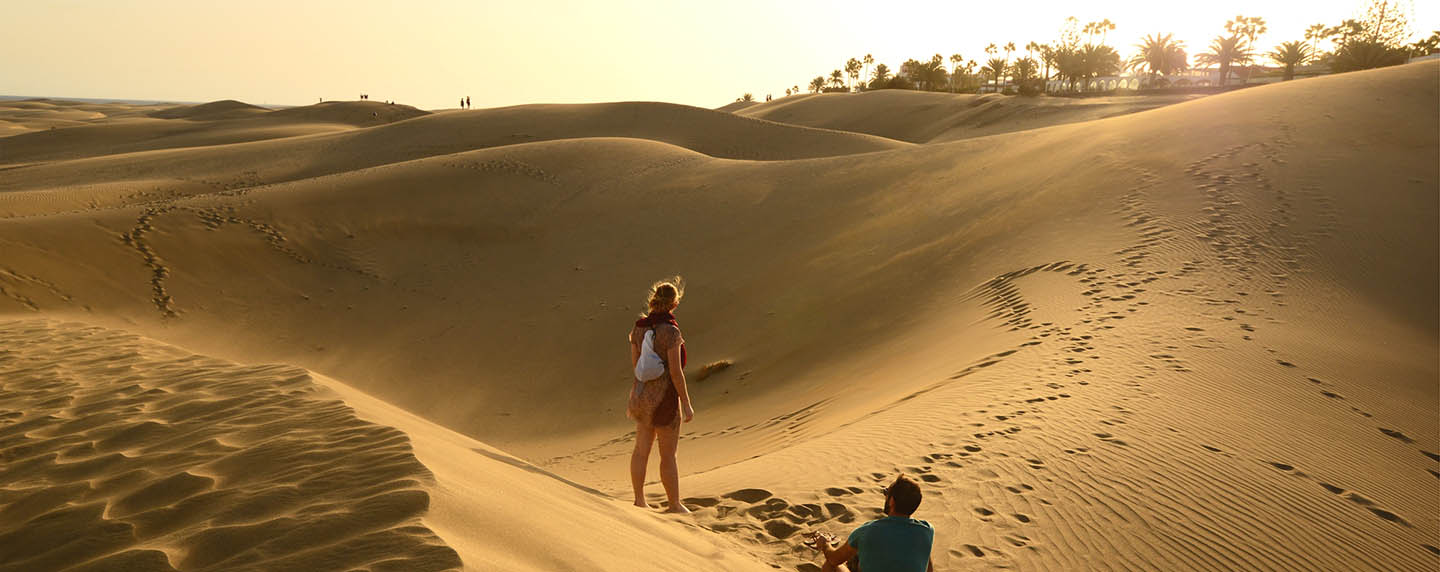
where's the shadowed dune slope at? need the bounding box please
[0,319,461,572]
[0,62,1435,571]
[736,88,1202,143]
[0,319,771,571]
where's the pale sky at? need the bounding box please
[3,0,1433,110]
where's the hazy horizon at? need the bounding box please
[4,0,1435,110]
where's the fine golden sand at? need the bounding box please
[0,61,1436,571]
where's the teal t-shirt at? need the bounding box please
[847,516,934,572]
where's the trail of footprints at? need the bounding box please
[440,158,558,184]
[118,199,381,319]
[683,445,1056,568]
[0,267,73,312]
[1262,458,1417,528]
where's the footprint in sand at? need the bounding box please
[722,488,771,503]
[1378,428,1414,444]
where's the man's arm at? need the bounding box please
[819,541,857,572]
[928,558,935,572]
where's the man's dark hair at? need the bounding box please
[886,475,922,515]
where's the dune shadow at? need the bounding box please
[470,447,610,498]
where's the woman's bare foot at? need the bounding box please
[633,500,649,508]
[663,503,691,514]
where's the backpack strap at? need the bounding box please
[651,325,666,368]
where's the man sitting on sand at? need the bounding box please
[808,475,934,572]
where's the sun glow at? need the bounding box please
[1,0,1433,109]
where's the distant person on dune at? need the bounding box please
[627,277,694,513]
[806,475,935,572]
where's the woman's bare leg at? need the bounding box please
[656,424,689,513]
[631,422,656,508]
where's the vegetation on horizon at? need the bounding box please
[741,0,1435,102]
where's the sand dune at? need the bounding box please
[0,99,167,137]
[148,100,270,121]
[0,319,770,571]
[0,319,460,571]
[715,100,762,113]
[0,100,906,218]
[733,89,1202,143]
[0,100,429,166]
[1,61,1436,570]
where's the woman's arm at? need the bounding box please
[629,330,641,367]
[666,344,694,422]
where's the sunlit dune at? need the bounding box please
[730,89,1205,143]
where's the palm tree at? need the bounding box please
[984,44,998,88]
[1097,19,1116,45]
[870,63,891,88]
[1003,42,1016,71]
[926,55,948,91]
[1330,39,1408,72]
[1024,41,1041,73]
[1195,35,1252,87]
[1411,31,1440,57]
[983,58,1008,91]
[809,76,826,93]
[1225,15,1267,83]
[1327,19,1364,47]
[740,93,754,102]
[1304,23,1329,56]
[863,54,874,90]
[1225,15,1267,46]
[1012,57,1038,92]
[950,54,964,90]
[1082,44,1121,89]
[829,69,845,89]
[1128,33,1188,87]
[845,58,862,91]
[1039,44,1056,89]
[1268,41,1311,81]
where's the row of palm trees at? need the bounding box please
[773,3,1432,99]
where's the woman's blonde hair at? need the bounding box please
[643,276,685,314]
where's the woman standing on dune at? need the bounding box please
[628,277,695,513]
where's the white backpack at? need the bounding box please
[634,328,666,381]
